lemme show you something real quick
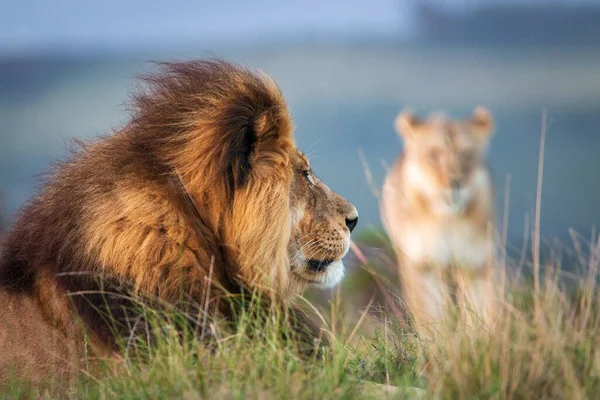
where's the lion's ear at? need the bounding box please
[225,105,292,190]
[394,109,421,139]
[469,106,494,140]
[227,117,259,188]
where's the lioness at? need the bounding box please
[381,107,497,337]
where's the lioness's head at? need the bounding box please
[395,107,494,214]
[288,151,358,289]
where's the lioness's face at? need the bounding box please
[288,151,358,289]
[397,108,494,213]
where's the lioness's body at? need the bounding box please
[0,60,357,382]
[381,108,497,337]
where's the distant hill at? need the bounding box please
[415,4,600,47]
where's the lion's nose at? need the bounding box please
[345,207,359,233]
[346,216,358,233]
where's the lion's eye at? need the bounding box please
[302,170,315,185]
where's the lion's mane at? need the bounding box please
[0,60,315,356]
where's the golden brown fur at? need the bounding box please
[381,107,497,338]
[0,60,357,382]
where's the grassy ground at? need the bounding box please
[3,226,600,399]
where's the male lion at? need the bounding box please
[381,107,497,338]
[0,60,358,382]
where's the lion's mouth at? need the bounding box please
[306,259,336,272]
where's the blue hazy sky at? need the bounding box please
[3,0,597,55]
[1,0,405,54]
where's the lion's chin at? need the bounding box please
[292,258,346,290]
[309,260,345,289]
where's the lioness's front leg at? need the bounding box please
[455,268,497,330]
[402,264,452,339]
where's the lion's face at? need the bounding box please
[288,151,358,289]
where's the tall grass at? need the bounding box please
[6,242,599,399]
[1,289,423,399]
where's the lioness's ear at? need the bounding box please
[469,106,494,139]
[394,109,421,139]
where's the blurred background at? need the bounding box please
[1,0,600,274]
